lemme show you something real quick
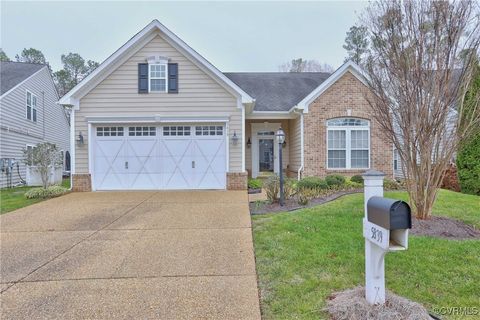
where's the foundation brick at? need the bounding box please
[227,172,248,190]
[72,174,92,192]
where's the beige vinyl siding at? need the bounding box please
[288,116,302,174]
[0,68,70,188]
[75,33,242,173]
[245,119,290,175]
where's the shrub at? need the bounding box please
[296,187,317,205]
[297,177,328,190]
[264,175,297,202]
[283,178,297,199]
[248,178,263,189]
[264,175,280,202]
[345,179,363,190]
[456,132,480,195]
[350,175,364,184]
[383,179,401,190]
[25,186,68,199]
[325,175,346,187]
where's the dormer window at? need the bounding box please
[149,63,167,92]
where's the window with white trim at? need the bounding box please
[163,126,191,136]
[26,91,37,122]
[96,127,124,137]
[195,125,223,136]
[149,63,167,92]
[128,126,156,136]
[327,118,370,169]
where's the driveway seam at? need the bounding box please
[4,274,257,284]
[0,192,158,294]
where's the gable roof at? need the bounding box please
[58,20,254,107]
[224,72,331,112]
[296,61,368,112]
[0,61,46,96]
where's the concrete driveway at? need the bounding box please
[0,191,261,319]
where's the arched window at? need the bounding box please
[327,118,370,169]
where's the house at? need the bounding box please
[58,20,393,192]
[0,61,70,188]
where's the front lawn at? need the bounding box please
[252,189,480,319]
[0,178,71,214]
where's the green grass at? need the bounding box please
[252,190,480,319]
[0,177,71,214]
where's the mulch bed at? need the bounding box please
[250,190,479,240]
[325,286,432,320]
[411,215,480,239]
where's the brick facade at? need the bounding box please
[226,172,248,190]
[72,174,92,192]
[303,71,393,178]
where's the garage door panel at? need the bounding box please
[128,173,158,190]
[197,172,226,189]
[126,139,157,157]
[195,139,225,156]
[95,140,124,157]
[93,124,226,190]
[164,169,192,189]
[161,139,193,157]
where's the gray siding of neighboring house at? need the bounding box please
[0,67,70,188]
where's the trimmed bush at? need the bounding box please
[297,177,328,190]
[325,174,346,187]
[457,133,480,195]
[345,179,363,189]
[383,179,401,190]
[25,186,68,199]
[248,178,263,189]
[350,175,364,184]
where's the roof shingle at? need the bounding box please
[224,72,331,112]
[0,61,46,96]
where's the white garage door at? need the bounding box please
[93,124,226,190]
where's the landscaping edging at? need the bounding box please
[250,189,363,215]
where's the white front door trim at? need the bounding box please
[251,122,281,178]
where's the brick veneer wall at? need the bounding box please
[303,71,393,178]
[72,174,92,192]
[227,172,248,190]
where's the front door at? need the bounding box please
[259,139,274,173]
[251,123,280,178]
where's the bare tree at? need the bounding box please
[279,58,334,72]
[362,0,480,219]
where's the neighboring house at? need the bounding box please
[59,20,393,192]
[0,61,70,188]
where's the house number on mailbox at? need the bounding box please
[371,226,383,243]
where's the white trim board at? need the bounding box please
[58,20,253,107]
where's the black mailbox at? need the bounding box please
[367,196,412,230]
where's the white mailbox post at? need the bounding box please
[362,170,411,305]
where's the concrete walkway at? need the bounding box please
[0,191,261,319]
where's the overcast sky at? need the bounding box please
[1,1,368,72]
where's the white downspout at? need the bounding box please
[69,109,75,191]
[297,111,304,180]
